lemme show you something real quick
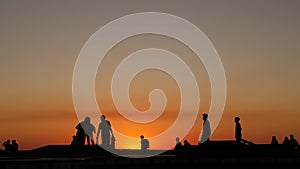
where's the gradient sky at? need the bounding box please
[0,0,300,150]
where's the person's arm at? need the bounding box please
[96,124,100,142]
[107,121,114,137]
[93,126,96,134]
[109,127,114,140]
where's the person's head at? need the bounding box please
[290,134,294,139]
[234,117,240,123]
[140,135,144,139]
[12,140,16,144]
[100,115,106,121]
[202,113,208,120]
[84,116,90,123]
[176,137,180,143]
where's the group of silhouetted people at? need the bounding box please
[171,113,300,157]
[234,115,299,151]
[72,115,151,152]
[173,113,210,154]
[271,134,300,151]
[2,139,18,154]
[174,137,192,151]
[72,115,115,149]
[69,112,300,155]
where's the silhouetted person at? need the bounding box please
[199,113,211,144]
[140,135,150,152]
[2,139,11,153]
[289,134,299,151]
[271,136,279,145]
[234,116,242,143]
[82,116,96,145]
[96,115,115,148]
[71,135,78,146]
[282,136,290,146]
[75,120,86,146]
[183,140,192,150]
[11,140,18,154]
[174,137,183,151]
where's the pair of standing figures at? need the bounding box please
[199,113,244,144]
[74,115,115,148]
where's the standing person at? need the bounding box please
[199,113,211,144]
[234,116,242,143]
[96,115,114,148]
[82,116,96,145]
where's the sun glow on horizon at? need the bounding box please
[1,1,300,151]
[118,141,140,150]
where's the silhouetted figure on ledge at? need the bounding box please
[2,139,18,155]
[282,135,295,151]
[234,116,254,146]
[83,116,96,146]
[140,135,150,153]
[271,136,279,145]
[2,139,11,153]
[97,115,115,149]
[71,135,78,146]
[234,116,242,143]
[11,140,19,154]
[75,120,86,146]
[199,113,211,145]
[174,137,183,151]
[181,140,193,156]
[282,136,290,146]
[289,134,299,151]
[183,140,192,150]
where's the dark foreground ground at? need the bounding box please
[0,140,300,169]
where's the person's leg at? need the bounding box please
[102,136,110,147]
[87,136,91,145]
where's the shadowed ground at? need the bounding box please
[0,140,300,168]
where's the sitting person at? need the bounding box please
[11,140,19,154]
[2,139,12,153]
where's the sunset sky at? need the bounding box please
[1,0,300,151]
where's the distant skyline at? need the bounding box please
[1,0,300,150]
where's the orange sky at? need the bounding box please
[0,0,300,150]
